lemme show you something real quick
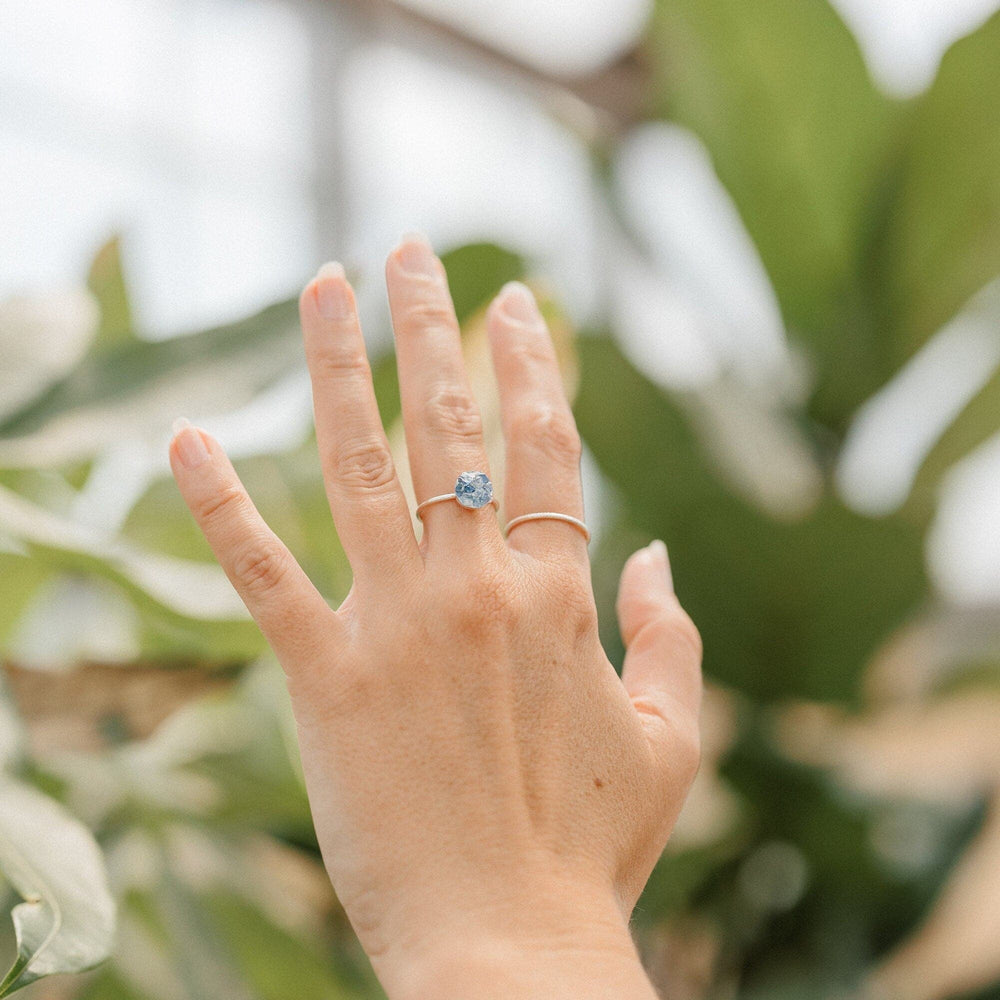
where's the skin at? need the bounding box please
[168,235,703,999]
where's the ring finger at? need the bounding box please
[486,282,588,572]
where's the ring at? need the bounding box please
[503,512,591,543]
[415,471,500,521]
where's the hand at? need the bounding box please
[169,235,703,999]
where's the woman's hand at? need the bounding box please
[168,235,703,999]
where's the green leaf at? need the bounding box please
[880,10,1000,369]
[202,892,368,1000]
[439,243,523,325]
[575,336,926,702]
[74,968,152,1000]
[0,299,301,469]
[124,441,352,607]
[0,484,263,661]
[649,0,891,337]
[0,684,25,774]
[907,358,1000,520]
[0,777,115,995]
[0,292,98,426]
[0,554,51,653]
[86,237,134,351]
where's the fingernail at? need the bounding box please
[499,281,540,325]
[396,232,437,277]
[314,261,351,320]
[172,417,210,470]
[649,539,673,590]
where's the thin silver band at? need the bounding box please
[503,512,591,543]
[415,493,500,521]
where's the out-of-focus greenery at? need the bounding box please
[2,1,1000,997]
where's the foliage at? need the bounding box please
[2,3,1000,998]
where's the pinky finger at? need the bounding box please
[169,419,342,671]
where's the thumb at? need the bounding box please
[617,540,702,732]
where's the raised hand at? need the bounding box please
[169,235,702,999]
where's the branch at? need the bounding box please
[335,0,649,136]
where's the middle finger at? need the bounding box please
[385,234,503,557]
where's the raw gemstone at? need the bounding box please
[454,471,493,509]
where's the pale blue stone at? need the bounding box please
[454,471,493,508]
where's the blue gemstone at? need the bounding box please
[454,471,493,509]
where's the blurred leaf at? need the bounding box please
[179,661,311,834]
[439,243,523,324]
[908,365,1000,527]
[649,0,891,338]
[75,968,153,1000]
[880,278,1000,519]
[123,442,351,606]
[0,292,98,425]
[0,555,51,653]
[0,777,115,995]
[867,801,1000,1000]
[880,10,1000,369]
[86,238,134,351]
[0,484,262,661]
[202,892,366,1000]
[0,684,25,773]
[0,299,300,469]
[574,337,926,701]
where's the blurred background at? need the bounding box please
[3,0,1000,997]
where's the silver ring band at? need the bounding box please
[415,492,500,521]
[503,512,591,543]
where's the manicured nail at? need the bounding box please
[499,281,540,325]
[172,417,210,470]
[396,232,437,278]
[314,261,351,320]
[649,539,673,590]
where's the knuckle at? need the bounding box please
[310,348,370,382]
[231,541,291,597]
[400,300,456,337]
[549,576,598,634]
[331,438,396,492]
[512,405,581,464]
[196,484,246,526]
[651,607,703,663]
[448,566,517,628]
[425,386,483,440]
[507,335,553,368]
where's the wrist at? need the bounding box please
[377,883,657,1000]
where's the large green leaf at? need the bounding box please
[575,337,926,702]
[0,299,301,469]
[0,484,262,661]
[0,778,115,995]
[649,0,891,339]
[879,10,1000,368]
[439,243,523,324]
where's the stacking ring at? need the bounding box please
[415,471,500,521]
[503,512,591,543]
